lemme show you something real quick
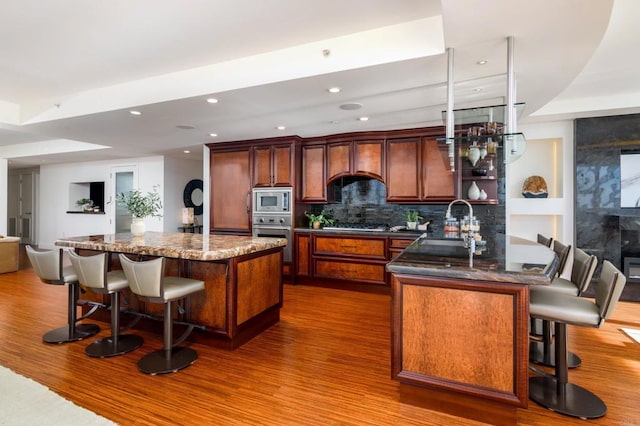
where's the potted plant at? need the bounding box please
[76,198,94,212]
[405,210,423,230]
[305,210,335,229]
[116,186,163,236]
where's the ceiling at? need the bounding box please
[1,0,638,169]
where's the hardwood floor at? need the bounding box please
[0,266,639,425]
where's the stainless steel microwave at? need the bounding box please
[253,188,292,213]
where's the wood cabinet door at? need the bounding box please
[327,142,351,182]
[253,144,293,187]
[300,144,326,201]
[253,145,272,187]
[422,138,456,200]
[386,137,421,201]
[210,149,251,232]
[272,144,293,187]
[354,140,384,180]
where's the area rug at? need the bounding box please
[621,328,640,344]
[0,365,116,425]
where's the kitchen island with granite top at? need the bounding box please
[386,233,558,423]
[56,232,287,349]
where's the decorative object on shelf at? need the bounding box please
[76,198,94,212]
[471,167,488,176]
[181,207,194,225]
[304,210,335,229]
[488,158,494,171]
[479,189,488,200]
[522,175,549,198]
[467,181,481,200]
[116,186,163,236]
[468,143,481,167]
[479,143,488,160]
[487,138,498,154]
[405,210,423,230]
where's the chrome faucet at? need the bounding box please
[445,199,475,267]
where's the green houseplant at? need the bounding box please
[76,198,94,211]
[405,210,423,230]
[305,210,335,229]
[116,186,163,235]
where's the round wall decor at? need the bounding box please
[183,179,204,215]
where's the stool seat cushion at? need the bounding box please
[532,277,579,296]
[61,265,78,284]
[162,277,205,302]
[530,290,600,327]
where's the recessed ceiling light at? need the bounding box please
[129,110,141,115]
[206,98,219,104]
[473,87,484,92]
[183,150,191,154]
[358,117,369,121]
[340,103,362,110]
[477,60,488,65]
[209,133,218,137]
[328,87,341,93]
[276,126,286,130]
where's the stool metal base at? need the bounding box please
[529,341,581,368]
[43,323,100,344]
[529,376,607,419]
[138,346,198,375]
[85,334,144,358]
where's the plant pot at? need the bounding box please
[406,221,417,230]
[131,217,145,236]
[312,221,321,229]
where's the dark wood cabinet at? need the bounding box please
[326,139,384,182]
[210,148,251,233]
[386,136,456,202]
[300,143,326,202]
[253,143,293,187]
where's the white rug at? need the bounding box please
[621,328,640,344]
[0,365,116,425]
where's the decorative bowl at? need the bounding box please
[471,167,488,176]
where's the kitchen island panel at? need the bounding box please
[237,250,282,325]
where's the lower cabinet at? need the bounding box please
[295,231,416,290]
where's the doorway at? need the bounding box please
[7,171,36,244]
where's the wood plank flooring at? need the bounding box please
[0,266,639,425]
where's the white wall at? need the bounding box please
[0,159,7,236]
[38,156,166,249]
[506,119,574,248]
[163,156,203,232]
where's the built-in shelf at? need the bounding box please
[66,211,106,215]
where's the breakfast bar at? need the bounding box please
[56,232,287,349]
[386,234,558,419]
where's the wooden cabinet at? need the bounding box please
[327,139,384,182]
[389,237,414,259]
[210,149,251,233]
[300,143,326,202]
[386,137,456,202]
[253,143,293,187]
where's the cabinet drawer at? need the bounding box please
[389,238,414,250]
[314,259,386,284]
[314,236,386,258]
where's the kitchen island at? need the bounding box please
[386,234,558,422]
[56,232,287,349]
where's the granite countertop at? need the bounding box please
[294,227,425,238]
[386,233,559,285]
[55,232,287,261]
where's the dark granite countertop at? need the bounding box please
[386,233,559,285]
[294,227,425,238]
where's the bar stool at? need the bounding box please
[529,260,626,419]
[530,247,597,368]
[26,246,100,343]
[119,254,205,375]
[536,233,553,249]
[68,251,144,357]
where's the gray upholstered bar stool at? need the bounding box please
[69,251,144,357]
[119,254,205,375]
[26,246,100,343]
[529,260,626,419]
[536,233,553,249]
[530,247,597,368]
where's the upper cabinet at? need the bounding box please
[327,139,385,182]
[386,136,456,202]
[299,142,326,202]
[253,142,294,187]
